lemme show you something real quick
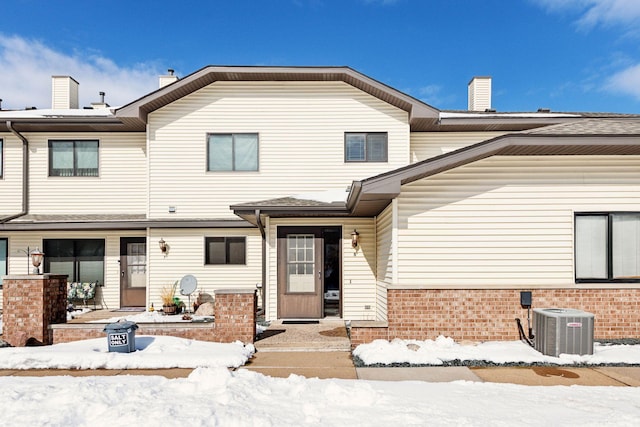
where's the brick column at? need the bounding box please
[214,289,256,344]
[2,274,68,346]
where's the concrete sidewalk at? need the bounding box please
[1,356,640,386]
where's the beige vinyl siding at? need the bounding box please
[0,134,25,214]
[396,155,640,288]
[0,230,141,310]
[147,228,262,309]
[410,131,506,163]
[26,132,146,214]
[266,218,377,321]
[375,203,393,320]
[148,81,409,219]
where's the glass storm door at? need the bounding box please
[120,237,146,307]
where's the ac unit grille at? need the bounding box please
[533,308,594,357]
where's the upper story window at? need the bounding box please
[345,132,388,162]
[207,133,258,171]
[0,138,3,178]
[205,236,246,265]
[575,213,640,283]
[49,140,99,177]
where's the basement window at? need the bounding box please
[575,213,640,282]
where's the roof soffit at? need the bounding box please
[115,66,440,126]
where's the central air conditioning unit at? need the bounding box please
[533,308,594,357]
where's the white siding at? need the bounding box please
[266,218,377,321]
[0,134,24,214]
[397,155,640,287]
[147,228,262,309]
[148,81,409,219]
[410,131,506,163]
[375,203,393,321]
[26,132,146,214]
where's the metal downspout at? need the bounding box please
[255,209,266,313]
[1,121,28,223]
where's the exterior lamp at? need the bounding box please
[351,229,360,249]
[159,238,168,255]
[30,247,44,274]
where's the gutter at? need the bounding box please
[1,121,28,223]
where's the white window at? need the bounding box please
[575,213,640,282]
[0,138,3,178]
[207,133,258,171]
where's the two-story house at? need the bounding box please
[2,66,639,341]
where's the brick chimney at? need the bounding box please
[468,76,492,112]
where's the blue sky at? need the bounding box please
[1,0,640,113]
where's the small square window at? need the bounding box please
[345,133,388,162]
[205,237,246,265]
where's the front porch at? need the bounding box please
[2,275,257,346]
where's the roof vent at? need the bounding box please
[468,76,491,111]
[159,68,178,88]
[537,108,551,113]
[91,91,110,109]
[484,108,496,113]
[0,99,2,110]
[51,76,79,109]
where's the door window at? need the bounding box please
[286,234,315,292]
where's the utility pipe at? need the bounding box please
[1,121,28,223]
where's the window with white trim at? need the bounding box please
[345,132,388,162]
[49,140,99,176]
[0,138,3,178]
[575,213,640,282]
[207,133,258,171]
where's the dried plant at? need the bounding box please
[160,282,178,306]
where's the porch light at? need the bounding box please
[159,238,168,255]
[351,229,360,249]
[30,248,44,274]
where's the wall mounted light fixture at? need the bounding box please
[159,238,168,255]
[30,247,44,274]
[351,229,360,249]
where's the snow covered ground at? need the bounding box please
[354,336,640,366]
[0,335,639,425]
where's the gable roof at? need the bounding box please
[115,65,440,131]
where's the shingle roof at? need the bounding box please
[524,118,640,135]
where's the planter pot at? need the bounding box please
[163,304,177,315]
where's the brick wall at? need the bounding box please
[351,288,640,347]
[214,289,257,344]
[52,324,218,344]
[2,275,68,346]
[52,289,257,345]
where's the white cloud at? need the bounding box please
[532,0,640,30]
[605,63,640,100]
[0,34,163,110]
